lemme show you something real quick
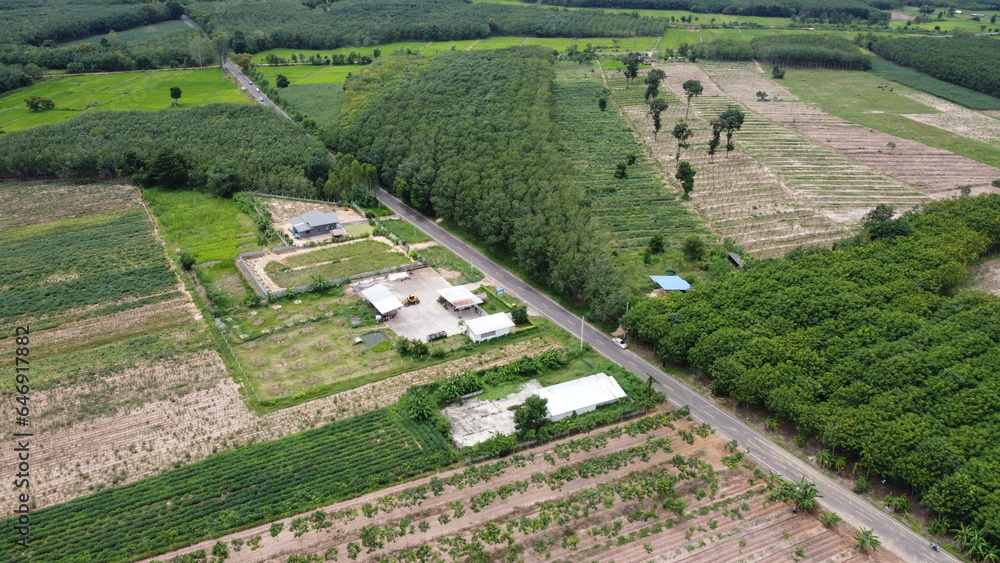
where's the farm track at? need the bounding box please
[700,62,1000,198]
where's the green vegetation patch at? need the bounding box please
[871,37,1000,103]
[868,56,1000,110]
[257,64,364,84]
[781,67,1000,168]
[0,408,452,563]
[0,104,330,197]
[61,20,197,46]
[274,82,345,136]
[695,33,871,69]
[0,69,248,132]
[623,194,1000,551]
[0,208,174,324]
[379,219,433,244]
[265,242,412,288]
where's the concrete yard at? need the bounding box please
[352,266,488,341]
[442,380,542,448]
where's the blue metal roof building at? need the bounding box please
[650,275,691,291]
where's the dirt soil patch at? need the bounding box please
[969,256,1000,296]
[0,181,141,228]
[263,198,367,247]
[900,92,1000,144]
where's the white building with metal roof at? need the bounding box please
[361,283,404,315]
[436,286,483,310]
[535,373,628,422]
[464,312,514,343]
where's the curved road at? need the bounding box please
[378,189,955,563]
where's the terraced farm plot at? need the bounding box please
[157,413,890,563]
[259,239,413,289]
[703,62,1000,196]
[0,68,248,131]
[553,63,704,249]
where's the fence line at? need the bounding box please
[214,316,261,404]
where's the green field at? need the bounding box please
[0,208,176,325]
[887,8,1000,33]
[256,64,365,84]
[781,67,1000,168]
[276,82,345,132]
[868,56,1000,110]
[251,42,430,64]
[264,240,413,288]
[380,219,433,244]
[61,20,196,46]
[143,189,262,306]
[0,68,248,131]
[0,408,453,563]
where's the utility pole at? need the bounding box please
[579,315,585,350]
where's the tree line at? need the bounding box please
[332,47,627,323]
[526,0,891,24]
[187,0,666,53]
[0,0,182,46]
[622,194,1000,554]
[694,34,871,70]
[871,36,1000,98]
[0,104,330,197]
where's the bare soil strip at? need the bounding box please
[0,182,140,227]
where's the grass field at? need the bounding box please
[868,56,1000,110]
[256,64,365,84]
[380,219,433,244]
[0,68,247,131]
[276,83,344,132]
[251,42,430,64]
[143,189,262,306]
[61,20,196,46]
[419,245,483,284]
[264,240,413,288]
[887,9,1000,33]
[781,67,1000,168]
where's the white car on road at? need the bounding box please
[612,337,627,349]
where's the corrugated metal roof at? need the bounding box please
[464,312,514,335]
[361,283,404,314]
[290,209,340,229]
[650,275,691,291]
[535,373,627,420]
[437,286,483,309]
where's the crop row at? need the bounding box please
[0,409,453,563]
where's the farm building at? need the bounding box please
[464,312,514,343]
[650,275,691,291]
[727,252,745,268]
[535,373,628,422]
[437,285,483,311]
[361,283,404,317]
[289,209,344,238]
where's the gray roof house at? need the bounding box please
[289,210,344,238]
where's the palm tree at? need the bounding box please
[793,478,821,512]
[854,528,881,552]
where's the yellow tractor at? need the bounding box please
[403,294,420,306]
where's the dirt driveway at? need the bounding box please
[263,198,367,247]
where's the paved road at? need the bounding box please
[180,16,289,118]
[378,189,955,563]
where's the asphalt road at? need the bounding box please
[378,189,955,563]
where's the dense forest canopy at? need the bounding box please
[0,104,330,196]
[526,0,891,23]
[187,0,666,52]
[694,34,871,69]
[0,0,181,46]
[872,36,1000,99]
[622,195,1000,548]
[333,47,626,322]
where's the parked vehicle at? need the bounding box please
[612,337,628,349]
[403,294,420,306]
[426,331,447,342]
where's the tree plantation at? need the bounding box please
[694,34,871,69]
[622,195,1000,548]
[0,104,330,196]
[187,0,665,53]
[872,36,1000,98]
[333,47,626,322]
[530,0,891,23]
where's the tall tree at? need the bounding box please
[647,98,668,138]
[675,160,696,197]
[671,121,693,160]
[514,396,549,436]
[24,95,54,111]
[189,37,212,67]
[644,68,665,101]
[681,79,703,119]
[620,52,643,86]
[170,87,182,102]
[276,74,290,88]
[211,32,230,69]
[707,121,722,162]
[717,106,745,156]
